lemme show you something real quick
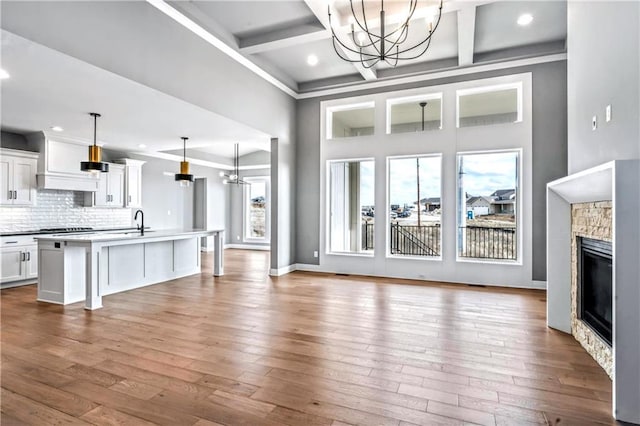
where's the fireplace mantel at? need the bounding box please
[546,159,640,424]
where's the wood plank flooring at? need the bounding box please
[1,249,615,425]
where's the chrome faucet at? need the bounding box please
[134,209,144,235]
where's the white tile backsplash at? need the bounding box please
[0,190,132,232]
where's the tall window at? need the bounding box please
[244,177,269,241]
[457,151,519,261]
[388,155,442,257]
[328,159,374,254]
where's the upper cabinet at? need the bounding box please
[0,148,38,206]
[25,132,99,192]
[116,159,145,208]
[84,163,125,207]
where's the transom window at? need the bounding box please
[387,93,443,134]
[326,102,375,139]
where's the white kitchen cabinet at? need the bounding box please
[85,163,125,207]
[1,247,25,282]
[1,235,39,285]
[0,148,38,206]
[116,159,145,208]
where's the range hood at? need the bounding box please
[26,131,100,192]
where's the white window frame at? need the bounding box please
[326,157,375,257]
[386,153,443,261]
[326,101,376,140]
[386,92,444,134]
[456,82,523,128]
[243,176,270,243]
[455,148,522,265]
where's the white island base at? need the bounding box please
[35,229,224,310]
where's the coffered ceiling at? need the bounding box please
[169,0,567,93]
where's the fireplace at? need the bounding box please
[578,237,612,346]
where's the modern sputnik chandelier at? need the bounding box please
[328,0,444,68]
[219,143,249,185]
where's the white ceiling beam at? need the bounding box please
[457,5,477,67]
[303,0,377,81]
[240,29,327,55]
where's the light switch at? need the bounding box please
[606,105,612,122]
[592,115,597,131]
[313,250,318,258]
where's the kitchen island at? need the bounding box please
[35,228,224,310]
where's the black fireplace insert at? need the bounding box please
[578,237,613,346]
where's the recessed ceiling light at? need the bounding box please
[0,69,10,79]
[517,13,533,26]
[50,126,64,132]
[307,54,319,66]
[138,144,147,149]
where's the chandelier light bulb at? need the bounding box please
[357,32,366,45]
[223,179,228,185]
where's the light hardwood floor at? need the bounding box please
[1,249,615,425]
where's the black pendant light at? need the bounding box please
[219,143,249,185]
[175,137,194,187]
[80,112,109,174]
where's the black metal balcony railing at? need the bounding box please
[390,223,440,256]
[361,222,517,260]
[458,226,517,260]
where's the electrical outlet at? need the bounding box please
[167,210,171,216]
[606,105,612,122]
[313,250,318,258]
[592,115,597,131]
[237,235,240,241]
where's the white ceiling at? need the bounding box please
[475,1,567,53]
[0,30,270,158]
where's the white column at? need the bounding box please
[213,230,224,276]
[84,244,102,310]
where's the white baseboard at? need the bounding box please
[225,244,270,251]
[269,264,297,276]
[531,280,547,290]
[294,263,323,272]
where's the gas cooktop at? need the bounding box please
[39,227,94,233]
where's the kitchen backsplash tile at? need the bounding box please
[0,189,132,232]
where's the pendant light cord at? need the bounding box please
[182,137,188,161]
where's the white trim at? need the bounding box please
[146,0,297,98]
[298,53,566,99]
[269,264,296,276]
[225,244,270,251]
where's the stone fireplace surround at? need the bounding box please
[571,201,613,378]
[547,160,640,424]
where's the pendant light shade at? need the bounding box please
[80,112,109,174]
[175,137,194,187]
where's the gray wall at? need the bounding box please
[296,61,568,281]
[104,150,228,236]
[0,131,29,150]
[567,1,640,173]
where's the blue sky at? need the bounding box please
[358,152,517,206]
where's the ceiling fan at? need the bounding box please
[219,143,249,185]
